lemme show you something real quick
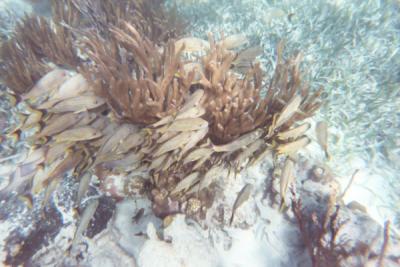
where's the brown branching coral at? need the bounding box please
[197,35,266,143]
[377,221,391,267]
[0,38,50,94]
[291,190,399,267]
[0,0,323,229]
[0,14,78,94]
[13,15,79,68]
[197,37,322,145]
[51,0,82,27]
[66,0,185,43]
[82,21,194,124]
[292,193,348,267]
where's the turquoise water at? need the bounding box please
[0,0,399,266]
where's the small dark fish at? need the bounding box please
[134,231,147,237]
[132,208,145,223]
[229,184,253,225]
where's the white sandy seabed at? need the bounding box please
[70,135,400,267]
[5,132,397,267]
[2,124,399,267]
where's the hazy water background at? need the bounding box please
[1,0,399,225]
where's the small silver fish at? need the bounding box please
[105,152,143,172]
[31,156,65,194]
[43,150,83,185]
[163,118,208,133]
[51,73,91,100]
[180,127,209,156]
[175,37,210,54]
[22,69,68,101]
[37,112,85,137]
[115,132,145,154]
[171,172,200,196]
[219,34,249,50]
[76,172,92,206]
[183,147,214,165]
[316,121,329,159]
[54,126,102,142]
[48,95,105,113]
[71,199,99,252]
[42,177,61,208]
[234,139,265,169]
[4,162,38,195]
[279,158,295,210]
[276,136,310,155]
[213,129,263,152]
[198,165,225,191]
[98,124,135,156]
[75,112,98,127]
[277,123,311,140]
[45,142,73,164]
[229,184,253,225]
[154,131,193,157]
[178,89,205,114]
[20,147,46,166]
[270,95,302,135]
[21,107,43,129]
[148,153,168,171]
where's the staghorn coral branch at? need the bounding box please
[5,15,80,72]
[66,0,185,44]
[377,221,391,267]
[82,22,192,124]
[196,35,322,144]
[0,34,50,94]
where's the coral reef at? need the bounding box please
[0,0,321,217]
[1,0,399,266]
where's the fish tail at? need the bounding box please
[7,128,21,142]
[325,150,330,161]
[279,198,286,212]
[18,194,33,209]
[229,213,234,226]
[6,92,18,106]
[16,112,27,123]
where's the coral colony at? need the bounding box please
[1,0,320,217]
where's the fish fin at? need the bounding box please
[18,194,33,209]
[229,212,235,226]
[6,92,18,106]
[7,129,21,142]
[325,150,331,161]
[74,108,88,114]
[16,113,28,123]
